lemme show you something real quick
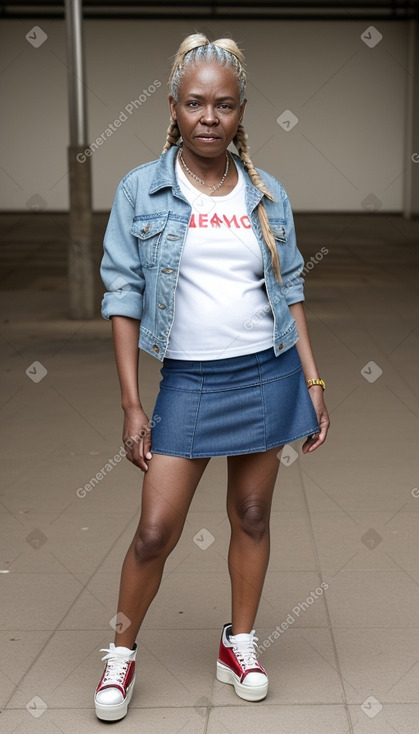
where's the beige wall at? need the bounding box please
[0,19,408,211]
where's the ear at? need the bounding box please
[168,95,177,122]
[239,98,247,123]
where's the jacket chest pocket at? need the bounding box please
[131,214,168,268]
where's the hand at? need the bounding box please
[302,386,330,454]
[122,406,153,472]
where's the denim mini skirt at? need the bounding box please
[150,345,319,459]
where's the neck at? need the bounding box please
[180,145,228,179]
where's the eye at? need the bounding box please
[219,103,232,110]
[186,101,200,108]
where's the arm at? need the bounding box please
[101,180,145,322]
[289,302,330,453]
[112,315,152,472]
[100,178,150,471]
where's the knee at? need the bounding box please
[133,524,170,562]
[231,499,269,541]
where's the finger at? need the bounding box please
[130,438,147,472]
[123,442,134,464]
[307,436,323,452]
[318,415,330,442]
[304,418,329,452]
[143,430,152,461]
[302,433,319,453]
[124,438,148,472]
[130,455,148,472]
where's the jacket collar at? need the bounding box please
[148,144,264,208]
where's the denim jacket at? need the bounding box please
[100,145,305,362]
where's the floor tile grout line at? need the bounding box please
[386,384,419,420]
[49,385,109,442]
[47,549,116,616]
[10,568,419,578]
[5,701,392,711]
[2,506,140,711]
[301,466,359,525]
[5,624,419,633]
[203,675,217,733]
[49,639,109,696]
[332,284,419,405]
[4,700,419,708]
[296,458,355,733]
[2,213,419,727]
[306,284,419,533]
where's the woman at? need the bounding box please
[95,33,329,722]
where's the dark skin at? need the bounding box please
[169,62,246,195]
[120,62,329,469]
[109,60,329,647]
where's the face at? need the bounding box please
[169,61,246,160]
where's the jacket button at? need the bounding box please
[152,344,160,353]
[278,343,284,350]
[157,302,166,309]
[161,267,174,274]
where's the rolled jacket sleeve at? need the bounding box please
[100,181,145,321]
[279,190,305,306]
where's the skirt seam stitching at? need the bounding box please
[255,351,268,449]
[189,369,204,456]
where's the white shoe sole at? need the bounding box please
[216,661,268,702]
[94,678,135,721]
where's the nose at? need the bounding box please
[200,105,219,125]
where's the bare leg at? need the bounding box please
[114,454,210,648]
[226,446,282,635]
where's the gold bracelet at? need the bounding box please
[307,378,326,390]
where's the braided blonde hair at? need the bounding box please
[162,33,281,282]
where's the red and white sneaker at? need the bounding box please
[94,643,137,721]
[216,623,268,701]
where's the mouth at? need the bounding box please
[195,134,221,142]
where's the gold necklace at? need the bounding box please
[178,149,230,192]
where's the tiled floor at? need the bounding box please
[1,212,419,733]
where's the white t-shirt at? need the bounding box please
[165,156,274,360]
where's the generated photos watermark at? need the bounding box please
[244,246,329,331]
[77,80,161,163]
[76,415,161,498]
[256,582,329,655]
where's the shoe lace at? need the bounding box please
[232,632,259,670]
[100,645,130,685]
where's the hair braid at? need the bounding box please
[233,125,281,282]
[162,118,181,153]
[162,33,282,281]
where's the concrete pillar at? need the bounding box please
[405,19,419,218]
[67,146,94,318]
[65,0,94,318]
